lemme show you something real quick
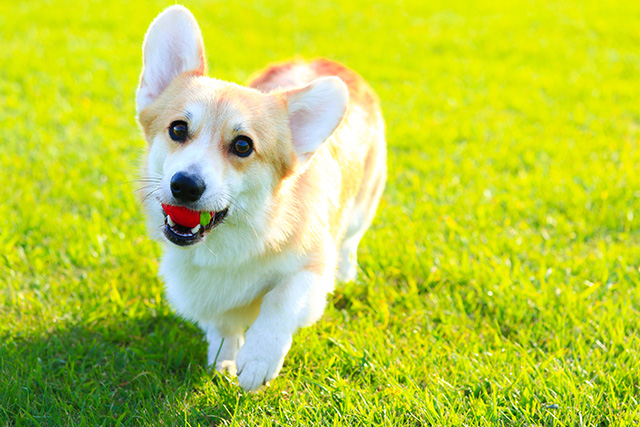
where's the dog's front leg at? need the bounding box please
[236,270,331,391]
[200,322,244,376]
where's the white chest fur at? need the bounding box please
[159,238,300,324]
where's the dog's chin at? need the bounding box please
[163,208,229,247]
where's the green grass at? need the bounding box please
[2,0,640,425]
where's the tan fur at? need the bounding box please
[250,59,386,257]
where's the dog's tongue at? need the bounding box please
[162,204,213,228]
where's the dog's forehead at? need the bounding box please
[181,102,209,128]
[183,78,269,128]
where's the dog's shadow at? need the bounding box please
[1,314,244,423]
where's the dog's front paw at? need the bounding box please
[236,359,279,391]
[235,334,291,391]
[214,359,237,376]
[204,330,243,377]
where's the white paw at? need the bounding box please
[337,261,358,282]
[213,359,237,376]
[205,333,243,376]
[235,335,291,391]
[337,247,358,282]
[236,358,280,391]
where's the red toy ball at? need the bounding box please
[162,204,201,228]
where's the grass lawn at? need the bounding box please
[2,0,640,425]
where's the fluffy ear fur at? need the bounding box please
[282,76,349,163]
[136,5,206,114]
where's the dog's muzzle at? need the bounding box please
[163,207,228,246]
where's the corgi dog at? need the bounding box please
[135,5,386,391]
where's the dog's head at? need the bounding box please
[136,6,348,248]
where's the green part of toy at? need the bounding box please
[200,211,212,227]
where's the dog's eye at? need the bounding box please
[231,136,253,157]
[169,121,188,142]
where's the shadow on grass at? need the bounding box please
[0,314,245,425]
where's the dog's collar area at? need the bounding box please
[163,207,228,246]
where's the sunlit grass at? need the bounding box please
[2,0,640,425]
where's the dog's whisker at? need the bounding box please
[103,179,161,190]
[141,188,161,205]
[133,180,162,185]
[204,244,218,259]
[132,176,163,181]
[134,184,161,192]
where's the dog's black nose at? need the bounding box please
[170,172,206,202]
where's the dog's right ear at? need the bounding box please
[136,6,206,114]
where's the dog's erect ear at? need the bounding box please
[136,6,206,114]
[281,76,349,163]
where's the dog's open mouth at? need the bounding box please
[162,204,228,246]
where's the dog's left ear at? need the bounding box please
[136,5,206,114]
[281,76,349,163]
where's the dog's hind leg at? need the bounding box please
[337,210,366,282]
[337,131,386,282]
